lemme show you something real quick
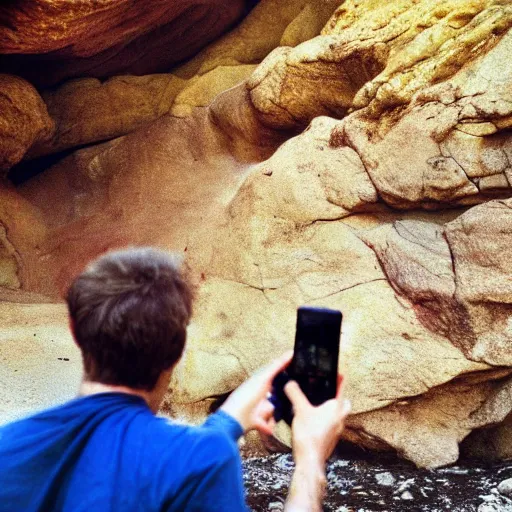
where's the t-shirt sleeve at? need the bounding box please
[201,410,244,442]
[183,434,249,512]
[161,412,248,512]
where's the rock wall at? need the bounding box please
[1,0,512,468]
[0,0,254,87]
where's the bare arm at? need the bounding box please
[284,378,351,512]
[218,353,350,512]
[285,459,327,512]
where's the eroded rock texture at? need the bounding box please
[364,200,512,367]
[1,0,512,468]
[249,0,512,129]
[0,74,53,174]
[4,0,339,162]
[0,184,47,291]
[0,0,253,87]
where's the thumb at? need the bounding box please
[254,417,275,436]
[341,399,352,418]
[284,381,310,413]
[258,350,293,382]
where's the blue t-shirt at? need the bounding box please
[0,393,249,512]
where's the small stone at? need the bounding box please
[396,478,415,493]
[375,472,396,487]
[438,467,469,475]
[498,479,512,497]
[478,504,501,512]
[401,491,414,501]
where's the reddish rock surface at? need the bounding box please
[0,0,255,87]
[0,74,53,175]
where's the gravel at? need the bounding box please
[243,453,512,511]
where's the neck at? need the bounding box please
[79,380,160,413]
[78,367,173,414]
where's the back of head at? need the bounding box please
[66,247,193,391]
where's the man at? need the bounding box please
[0,247,350,511]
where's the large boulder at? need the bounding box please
[248,0,512,129]
[0,74,53,175]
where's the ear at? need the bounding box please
[68,318,79,347]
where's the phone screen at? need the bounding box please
[290,307,342,405]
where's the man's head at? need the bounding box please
[66,247,193,391]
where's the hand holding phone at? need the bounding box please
[270,306,342,425]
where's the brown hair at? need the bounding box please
[66,247,193,390]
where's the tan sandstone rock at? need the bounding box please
[24,65,257,160]
[0,184,47,292]
[362,198,512,368]
[445,199,512,366]
[28,74,187,159]
[329,26,512,209]
[248,0,512,129]
[175,0,341,80]
[17,85,289,294]
[3,0,512,469]
[15,81,512,467]
[0,74,53,175]
[0,302,81,425]
[17,94,511,467]
[171,65,258,118]
[345,371,512,468]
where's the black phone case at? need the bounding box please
[270,370,293,425]
[271,306,342,425]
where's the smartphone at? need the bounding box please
[271,306,342,424]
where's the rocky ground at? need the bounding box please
[243,453,512,512]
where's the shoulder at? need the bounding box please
[192,424,240,468]
[148,414,240,468]
[140,415,241,495]
[155,418,239,464]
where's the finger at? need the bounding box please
[266,350,293,376]
[335,374,345,401]
[284,380,310,412]
[336,399,352,436]
[254,417,274,436]
[259,399,275,421]
[256,350,293,383]
[254,398,275,423]
[341,398,351,418]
